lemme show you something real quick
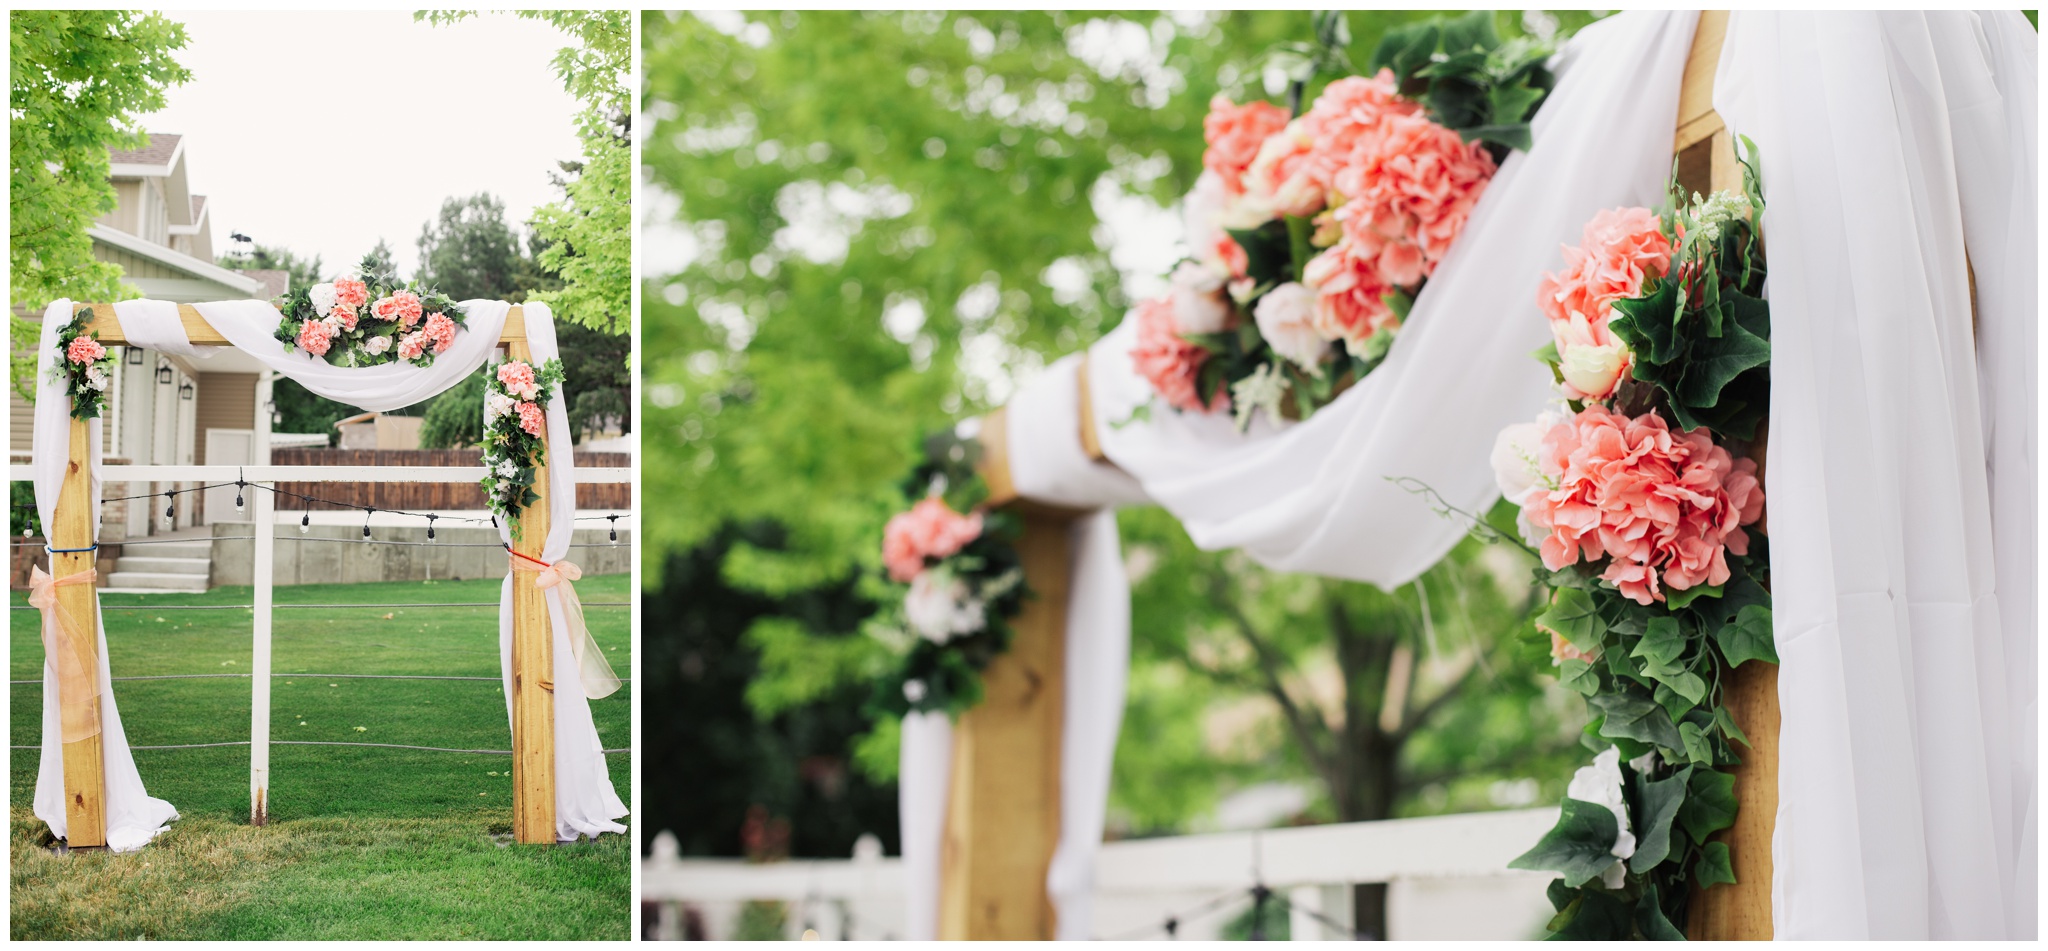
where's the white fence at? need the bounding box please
[642,807,1562,940]
[9,462,631,822]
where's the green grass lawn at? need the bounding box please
[10,575,632,940]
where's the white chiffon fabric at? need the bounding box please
[31,297,626,846]
[30,300,179,851]
[1714,11,2036,939]
[1086,10,1700,591]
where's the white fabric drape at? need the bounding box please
[1714,11,2036,939]
[1086,9,1700,591]
[31,300,179,852]
[32,298,625,846]
[486,301,631,841]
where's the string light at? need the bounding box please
[233,479,246,514]
[362,507,375,539]
[426,514,437,543]
[607,514,619,543]
[163,490,176,527]
[301,499,312,534]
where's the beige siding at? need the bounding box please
[194,372,256,465]
[92,243,183,281]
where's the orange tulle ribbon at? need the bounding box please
[29,565,102,743]
[509,550,621,699]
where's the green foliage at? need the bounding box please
[418,370,486,450]
[51,304,116,420]
[421,10,630,333]
[1369,10,1556,157]
[416,193,528,302]
[1507,796,1621,887]
[12,481,40,538]
[9,10,191,400]
[220,243,323,297]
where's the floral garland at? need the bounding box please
[272,253,467,368]
[51,304,115,420]
[1500,139,1774,939]
[1133,12,1555,429]
[871,429,1028,718]
[480,357,565,538]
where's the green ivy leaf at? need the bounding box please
[1548,888,1633,940]
[1713,603,1778,668]
[1695,840,1738,889]
[1632,616,1686,669]
[1652,682,1693,724]
[1589,692,1684,751]
[1635,883,1688,940]
[1675,293,1771,410]
[1678,720,1715,765]
[1714,705,1753,750]
[1630,766,1691,872]
[1545,878,1578,913]
[1509,797,1622,888]
[1537,587,1608,654]
[1679,768,1739,843]
[1664,581,1723,610]
[1558,658,1600,697]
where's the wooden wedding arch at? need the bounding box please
[43,303,579,847]
[938,12,1779,940]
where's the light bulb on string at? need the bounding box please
[300,500,311,534]
[362,507,374,539]
[608,514,619,543]
[163,490,176,527]
[233,480,246,514]
[426,514,437,543]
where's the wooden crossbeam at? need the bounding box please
[75,302,535,345]
[47,300,549,848]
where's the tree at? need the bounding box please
[416,193,525,301]
[419,10,630,333]
[10,10,191,400]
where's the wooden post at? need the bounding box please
[54,417,108,848]
[250,481,273,825]
[1673,12,1779,939]
[934,408,1073,939]
[506,334,557,846]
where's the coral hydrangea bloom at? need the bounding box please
[1130,295,1227,414]
[396,332,425,361]
[1299,71,1419,193]
[1537,207,1674,327]
[297,319,334,357]
[1202,95,1291,196]
[1302,239,1396,357]
[883,497,985,583]
[516,401,547,438]
[1331,110,1496,274]
[66,335,106,365]
[1522,404,1764,605]
[420,312,459,354]
[331,303,359,333]
[374,291,425,328]
[333,278,369,310]
[497,360,539,399]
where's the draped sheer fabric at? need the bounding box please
[30,297,627,847]
[1714,11,2036,939]
[895,11,1703,937]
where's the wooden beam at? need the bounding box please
[55,417,107,849]
[1674,11,1729,153]
[76,303,530,346]
[507,336,557,846]
[938,508,1070,940]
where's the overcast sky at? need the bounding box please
[139,11,584,279]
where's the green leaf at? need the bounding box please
[1437,9,1499,54]
[1714,705,1753,750]
[1509,797,1622,887]
[1548,889,1633,940]
[1545,878,1578,913]
[1632,616,1685,669]
[1635,883,1688,940]
[1226,221,1295,291]
[1695,840,1738,889]
[1712,603,1778,668]
[1608,281,1683,365]
[1537,587,1608,654]
[1675,296,1771,410]
[1558,658,1600,697]
[1589,692,1684,751]
[1652,682,1693,723]
[1371,21,1439,77]
[1630,766,1692,872]
[1679,768,1738,843]
[1465,122,1533,153]
[1678,720,1714,765]
[1284,214,1316,284]
[1487,81,1546,127]
[1664,581,1723,610]
[1532,339,1561,367]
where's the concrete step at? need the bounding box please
[119,540,212,557]
[114,556,211,575]
[104,571,209,592]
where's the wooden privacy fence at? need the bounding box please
[270,448,632,511]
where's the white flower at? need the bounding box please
[363,335,392,356]
[1169,260,1233,335]
[1243,121,1321,217]
[902,679,928,704]
[496,460,518,479]
[1490,421,1547,504]
[1252,282,1330,371]
[84,366,109,391]
[484,391,516,424]
[1690,189,1750,241]
[1229,362,1289,431]
[904,569,985,644]
[309,282,338,317]
[1566,746,1637,889]
[1554,310,1631,401]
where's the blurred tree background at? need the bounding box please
[640,10,1602,931]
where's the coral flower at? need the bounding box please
[66,335,106,366]
[296,319,334,357]
[883,497,985,583]
[1202,95,1291,196]
[1129,295,1227,414]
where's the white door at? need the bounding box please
[203,429,256,524]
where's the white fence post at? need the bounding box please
[250,482,273,825]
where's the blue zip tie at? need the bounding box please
[44,544,97,554]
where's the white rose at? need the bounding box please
[904,570,985,645]
[1252,282,1330,371]
[902,679,928,704]
[309,282,337,318]
[1490,421,1547,504]
[363,335,392,356]
[1554,310,1631,401]
[84,366,109,391]
[1566,746,1638,889]
[1169,260,1233,335]
[485,391,515,424]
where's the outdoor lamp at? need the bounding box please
[125,347,143,365]
[156,362,173,385]
[178,381,194,401]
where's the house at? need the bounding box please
[333,412,425,450]
[9,133,289,548]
